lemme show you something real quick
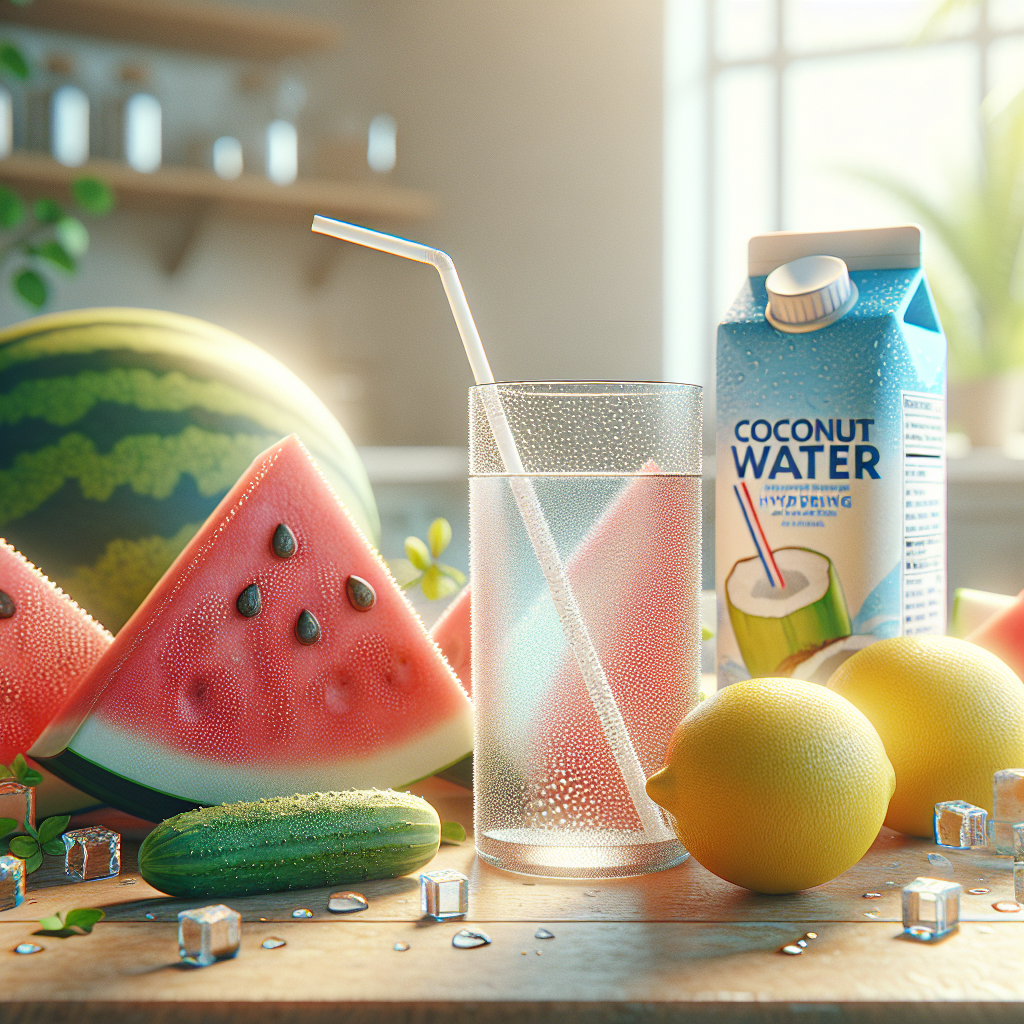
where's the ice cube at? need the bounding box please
[902,876,960,941]
[61,826,120,881]
[0,854,25,912]
[993,769,1024,821]
[934,801,987,848]
[177,905,240,967]
[420,869,468,920]
[0,780,35,833]
[986,819,1022,855]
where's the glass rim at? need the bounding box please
[469,379,703,394]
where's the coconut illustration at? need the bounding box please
[725,547,851,678]
[777,633,876,685]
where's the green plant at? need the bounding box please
[389,517,467,600]
[5,813,70,873]
[0,752,43,787]
[37,908,105,937]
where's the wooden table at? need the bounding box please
[2,779,1022,1023]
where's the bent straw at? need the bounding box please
[734,483,784,588]
[312,214,672,840]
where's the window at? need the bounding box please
[664,0,1024,394]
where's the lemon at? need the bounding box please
[827,635,1024,838]
[646,677,894,894]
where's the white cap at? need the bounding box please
[764,254,858,333]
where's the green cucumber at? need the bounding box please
[138,790,440,898]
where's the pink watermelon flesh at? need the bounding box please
[522,469,700,832]
[967,588,1024,682]
[431,586,471,696]
[32,435,473,810]
[0,539,112,763]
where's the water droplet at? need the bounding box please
[262,937,286,950]
[272,523,297,558]
[393,941,410,952]
[864,910,881,918]
[927,853,953,869]
[346,575,376,611]
[862,892,882,899]
[534,928,554,940]
[13,943,42,955]
[328,892,368,914]
[993,901,1020,913]
[145,913,155,920]
[292,908,314,918]
[780,945,803,955]
[237,583,262,618]
[582,890,599,898]
[535,950,542,955]
[796,939,807,948]
[885,881,898,886]
[804,932,817,940]
[452,928,491,949]
[906,925,934,940]
[295,609,321,645]
[968,888,991,895]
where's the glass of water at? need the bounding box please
[470,381,702,878]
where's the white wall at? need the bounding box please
[2,0,664,446]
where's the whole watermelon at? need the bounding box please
[0,307,379,632]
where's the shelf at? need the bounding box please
[0,0,341,60]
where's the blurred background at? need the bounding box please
[0,0,1021,615]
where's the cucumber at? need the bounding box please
[138,790,441,898]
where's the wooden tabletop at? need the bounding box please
[2,778,1023,1024]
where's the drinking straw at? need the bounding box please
[733,482,785,588]
[311,215,672,840]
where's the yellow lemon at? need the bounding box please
[646,677,894,894]
[827,635,1024,838]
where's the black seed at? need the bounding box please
[295,609,321,645]
[236,584,262,618]
[346,575,376,611]
[272,523,297,559]
[0,590,14,619]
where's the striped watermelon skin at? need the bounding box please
[0,308,379,633]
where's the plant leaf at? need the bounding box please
[0,186,24,228]
[0,42,29,81]
[437,563,467,587]
[37,914,64,932]
[404,536,431,572]
[14,268,47,307]
[702,625,713,641]
[24,849,43,873]
[386,557,419,588]
[440,820,467,844]
[42,838,65,856]
[65,908,105,933]
[36,240,75,272]
[0,818,16,837]
[32,197,63,224]
[37,814,70,844]
[55,216,88,257]
[19,768,43,786]
[8,835,37,858]
[71,177,114,215]
[12,754,27,779]
[427,517,452,559]
[420,564,450,601]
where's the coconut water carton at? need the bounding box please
[716,225,946,685]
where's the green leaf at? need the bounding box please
[437,562,467,587]
[37,914,64,932]
[0,818,16,838]
[702,625,713,641]
[19,768,43,787]
[35,240,75,272]
[0,186,24,228]
[386,557,420,588]
[32,197,63,224]
[65,908,105,933]
[13,268,47,308]
[37,814,70,845]
[427,517,452,559]
[42,838,65,856]
[440,820,467,844]
[8,835,37,858]
[71,177,114,215]
[11,754,27,780]
[423,564,460,601]
[0,42,29,81]
[55,216,88,257]
[0,764,12,779]
[404,536,431,572]
[24,849,43,873]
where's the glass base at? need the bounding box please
[476,827,689,879]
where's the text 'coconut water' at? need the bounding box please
[716,225,946,686]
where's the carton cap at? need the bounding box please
[748,225,922,276]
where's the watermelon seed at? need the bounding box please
[346,575,376,611]
[0,590,14,618]
[272,524,297,559]
[295,610,321,645]
[237,584,262,618]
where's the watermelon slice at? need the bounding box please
[431,586,471,695]
[0,539,112,764]
[32,436,474,820]
[967,589,1024,682]
[952,587,1020,639]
